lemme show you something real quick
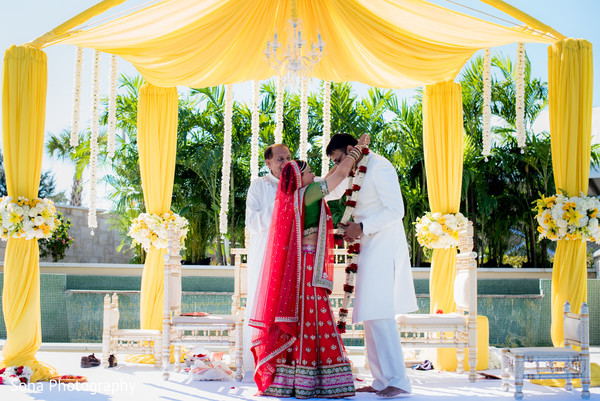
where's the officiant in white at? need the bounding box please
[243,144,291,380]
[327,133,418,398]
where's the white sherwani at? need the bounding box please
[353,152,418,322]
[243,172,279,376]
[352,152,417,392]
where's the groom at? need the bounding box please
[327,133,418,397]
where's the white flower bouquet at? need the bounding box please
[535,192,600,242]
[128,211,189,251]
[415,211,468,249]
[0,365,34,385]
[0,196,58,240]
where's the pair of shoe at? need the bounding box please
[80,353,101,368]
[108,354,117,368]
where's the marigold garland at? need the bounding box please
[219,84,234,234]
[299,76,309,160]
[250,80,261,181]
[70,46,83,148]
[274,75,284,144]
[336,148,370,333]
[321,81,331,175]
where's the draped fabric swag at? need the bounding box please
[1,45,58,382]
[548,39,593,346]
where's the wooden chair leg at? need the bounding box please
[501,348,511,392]
[456,344,465,374]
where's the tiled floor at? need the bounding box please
[0,344,598,401]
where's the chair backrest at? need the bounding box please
[454,221,477,316]
[231,248,249,316]
[164,225,183,315]
[103,293,120,330]
[563,301,589,350]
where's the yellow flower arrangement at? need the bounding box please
[415,211,468,249]
[0,196,59,240]
[128,211,189,251]
[534,192,600,242]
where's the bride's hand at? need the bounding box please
[357,133,370,149]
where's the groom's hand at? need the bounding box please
[343,222,363,242]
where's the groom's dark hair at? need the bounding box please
[326,133,358,156]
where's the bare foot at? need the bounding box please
[376,386,411,398]
[356,385,378,393]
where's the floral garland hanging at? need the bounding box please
[219,84,234,234]
[0,197,59,240]
[107,54,118,159]
[128,211,189,251]
[482,49,492,159]
[515,42,526,151]
[70,46,83,148]
[88,49,101,234]
[274,75,284,144]
[415,211,468,249]
[250,80,260,181]
[299,76,309,160]
[321,81,331,175]
[535,192,600,242]
[336,148,370,333]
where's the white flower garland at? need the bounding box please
[250,80,260,181]
[88,50,101,234]
[415,211,468,249]
[107,54,118,159]
[336,150,370,333]
[482,49,492,159]
[515,42,526,151]
[0,365,34,385]
[274,75,284,144]
[0,196,59,240]
[219,84,234,234]
[128,211,189,251]
[70,46,83,148]
[535,193,600,242]
[321,81,331,175]
[299,76,309,160]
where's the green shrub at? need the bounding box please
[39,212,73,262]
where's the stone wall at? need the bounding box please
[0,205,133,264]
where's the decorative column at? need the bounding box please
[137,84,178,332]
[423,81,464,316]
[548,39,593,346]
[1,45,57,381]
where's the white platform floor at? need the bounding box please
[0,345,599,401]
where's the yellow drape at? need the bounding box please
[548,39,593,346]
[137,83,178,331]
[423,82,463,315]
[1,45,57,381]
[47,0,556,89]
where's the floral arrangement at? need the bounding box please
[88,49,101,233]
[0,196,59,240]
[274,75,284,144]
[415,211,468,249]
[534,193,600,242]
[0,366,33,385]
[515,42,526,149]
[482,48,492,158]
[250,80,261,181]
[299,75,309,160]
[128,211,189,251]
[70,46,83,148]
[336,148,370,333]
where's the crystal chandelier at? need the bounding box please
[264,18,325,85]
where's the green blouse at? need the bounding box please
[303,181,330,231]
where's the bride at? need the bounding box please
[249,134,369,398]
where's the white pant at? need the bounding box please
[242,300,256,380]
[363,318,412,393]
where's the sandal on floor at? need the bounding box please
[108,354,117,368]
[87,353,101,367]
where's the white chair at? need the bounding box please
[162,225,243,380]
[501,301,591,400]
[101,293,162,368]
[396,221,478,382]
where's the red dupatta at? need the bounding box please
[249,161,335,392]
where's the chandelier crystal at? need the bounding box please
[265,19,325,85]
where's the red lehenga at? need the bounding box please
[249,162,355,398]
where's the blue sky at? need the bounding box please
[1,0,599,207]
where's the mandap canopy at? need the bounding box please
[1,0,592,380]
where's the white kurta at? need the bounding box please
[243,172,279,375]
[352,152,418,323]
